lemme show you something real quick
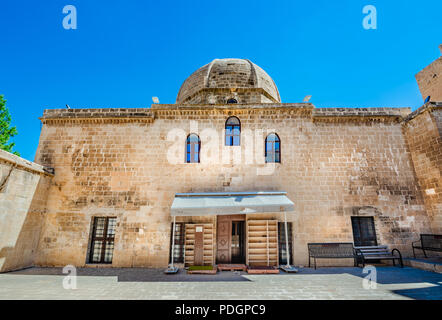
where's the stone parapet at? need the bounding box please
[40,104,421,123]
[403,102,442,122]
[41,108,155,124]
[0,149,53,176]
[312,107,411,123]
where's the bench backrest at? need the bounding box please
[355,245,389,256]
[308,243,355,258]
[421,234,442,250]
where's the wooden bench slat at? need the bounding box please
[358,252,390,255]
[355,245,403,268]
[363,256,397,259]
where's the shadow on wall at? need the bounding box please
[0,247,14,268]
[0,206,44,272]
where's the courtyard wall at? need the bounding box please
[0,150,52,272]
[403,104,442,234]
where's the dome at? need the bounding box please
[176,58,281,104]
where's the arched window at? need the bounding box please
[186,134,200,163]
[227,98,238,104]
[265,133,280,163]
[225,116,241,146]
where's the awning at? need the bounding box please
[170,191,294,216]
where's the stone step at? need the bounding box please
[404,258,442,273]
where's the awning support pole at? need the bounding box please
[284,211,290,267]
[171,215,176,268]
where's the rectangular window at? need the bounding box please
[89,217,116,264]
[169,223,185,263]
[351,217,377,246]
[278,222,293,265]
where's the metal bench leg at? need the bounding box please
[412,246,416,259]
[392,249,403,268]
[314,257,317,270]
[422,249,427,258]
[308,256,311,268]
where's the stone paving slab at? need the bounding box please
[0,266,440,300]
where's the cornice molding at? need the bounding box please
[38,104,437,125]
[41,117,155,125]
[312,115,403,124]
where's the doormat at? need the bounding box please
[247,266,280,274]
[218,264,247,272]
[187,266,217,274]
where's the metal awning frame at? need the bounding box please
[168,191,295,270]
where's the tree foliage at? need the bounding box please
[0,95,19,156]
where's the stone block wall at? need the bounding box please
[403,104,442,234]
[32,105,433,268]
[415,50,442,102]
[0,150,53,272]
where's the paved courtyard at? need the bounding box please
[0,266,441,300]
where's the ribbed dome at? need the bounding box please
[176,58,281,104]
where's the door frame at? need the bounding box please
[231,220,246,263]
[351,216,378,246]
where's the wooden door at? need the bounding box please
[216,215,245,263]
[351,217,377,246]
[216,218,231,263]
[194,225,204,265]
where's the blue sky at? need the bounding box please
[0,0,441,160]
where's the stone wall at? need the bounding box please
[403,104,442,233]
[0,150,53,272]
[33,105,432,268]
[415,46,442,102]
